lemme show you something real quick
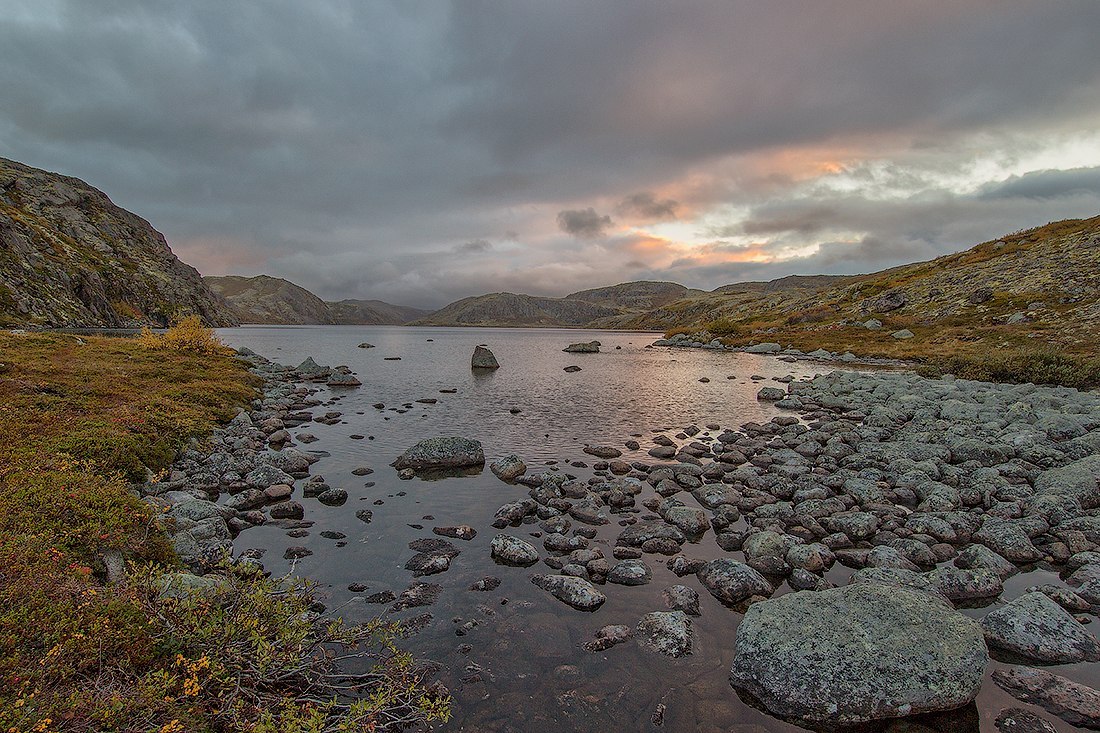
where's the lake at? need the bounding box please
[213,325,1077,733]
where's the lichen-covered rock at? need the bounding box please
[490,454,526,481]
[730,583,988,725]
[992,666,1100,730]
[636,611,693,657]
[489,534,539,566]
[981,592,1100,663]
[530,574,606,611]
[391,436,485,470]
[696,559,773,606]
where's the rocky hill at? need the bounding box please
[205,275,335,325]
[205,274,429,325]
[327,299,430,325]
[629,216,1100,358]
[565,281,704,310]
[409,292,622,327]
[0,157,237,328]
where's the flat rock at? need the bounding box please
[981,591,1100,663]
[391,436,485,470]
[992,666,1100,730]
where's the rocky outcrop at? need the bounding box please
[0,157,236,328]
[730,583,989,725]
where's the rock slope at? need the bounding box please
[0,157,237,328]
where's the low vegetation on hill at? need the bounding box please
[0,324,447,732]
[648,217,1100,387]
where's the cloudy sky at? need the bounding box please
[3,1,1100,308]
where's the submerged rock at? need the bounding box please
[730,583,988,725]
[391,436,485,470]
[636,611,693,658]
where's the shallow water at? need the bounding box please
[214,326,1094,733]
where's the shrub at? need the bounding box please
[703,317,743,338]
[139,315,227,355]
[1,565,451,732]
[919,348,1100,389]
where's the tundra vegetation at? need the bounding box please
[0,321,449,732]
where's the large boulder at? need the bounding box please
[563,341,600,353]
[730,583,988,726]
[471,345,500,369]
[391,437,485,470]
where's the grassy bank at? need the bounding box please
[0,325,448,732]
[668,319,1100,390]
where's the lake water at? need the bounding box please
[213,326,1081,733]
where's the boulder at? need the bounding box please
[981,592,1100,663]
[745,342,781,354]
[490,534,539,566]
[471,345,500,369]
[391,437,485,470]
[490,454,527,481]
[696,559,773,606]
[636,611,693,657]
[563,341,600,353]
[530,574,606,611]
[730,583,988,725]
[992,666,1100,730]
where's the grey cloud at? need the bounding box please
[0,1,1098,306]
[557,208,612,239]
[454,239,493,253]
[616,192,679,221]
[977,166,1100,201]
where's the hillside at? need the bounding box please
[409,292,622,327]
[328,298,431,325]
[205,275,335,325]
[0,157,237,328]
[631,216,1100,359]
[205,274,429,325]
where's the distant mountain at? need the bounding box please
[409,292,621,327]
[205,274,429,325]
[565,281,705,309]
[0,157,237,328]
[327,299,431,325]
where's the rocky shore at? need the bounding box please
[653,330,912,367]
[469,367,1100,728]
[146,341,1100,730]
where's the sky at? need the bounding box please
[2,1,1100,309]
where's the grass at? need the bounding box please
[0,327,450,732]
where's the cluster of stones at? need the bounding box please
[476,368,1100,728]
[142,351,360,574]
[652,333,910,364]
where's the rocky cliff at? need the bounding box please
[0,157,237,328]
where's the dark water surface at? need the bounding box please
[213,326,1086,733]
